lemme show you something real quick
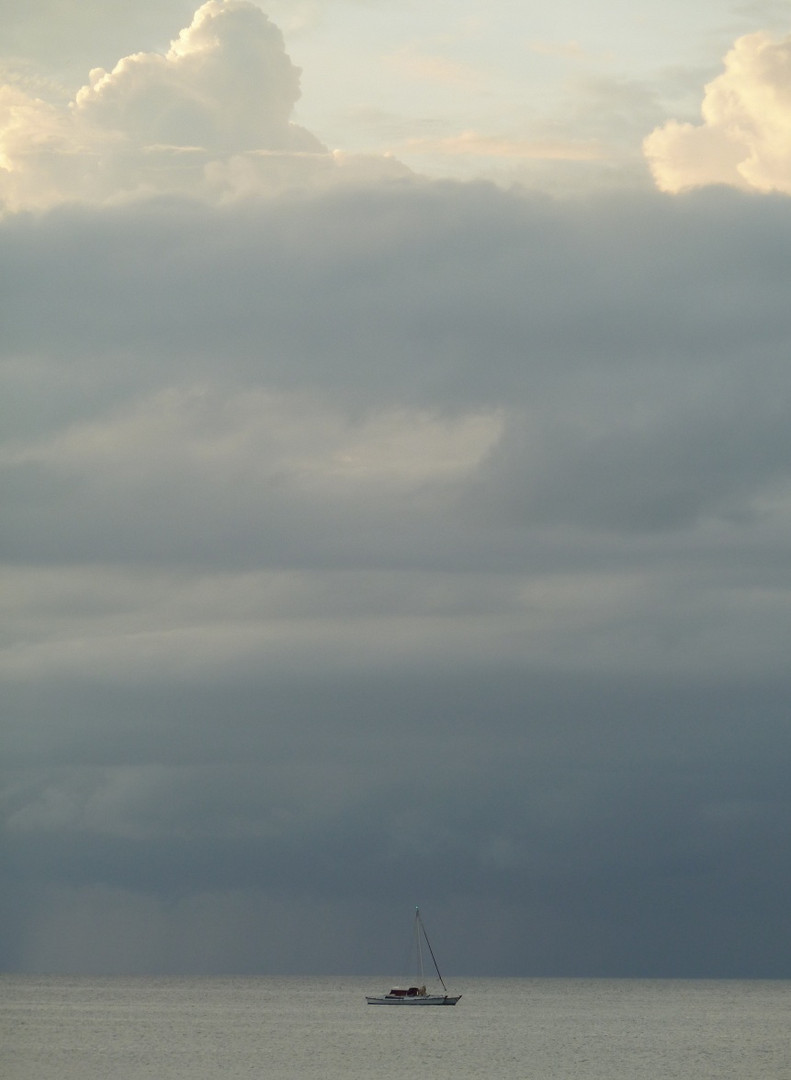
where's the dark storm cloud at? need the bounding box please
[2,185,789,394]
[4,668,791,975]
[2,184,791,564]
[3,179,791,976]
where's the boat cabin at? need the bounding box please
[386,986,427,998]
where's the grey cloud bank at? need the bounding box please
[3,177,791,976]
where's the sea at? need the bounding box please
[2,975,789,1080]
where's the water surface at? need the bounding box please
[2,975,788,1079]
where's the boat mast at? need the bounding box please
[416,907,449,994]
[415,906,425,984]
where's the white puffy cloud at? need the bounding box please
[75,1,319,154]
[0,1,347,209]
[644,32,791,194]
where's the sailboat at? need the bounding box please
[366,907,462,1005]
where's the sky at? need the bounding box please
[2,0,791,979]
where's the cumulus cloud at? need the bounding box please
[0,1,412,209]
[74,1,319,154]
[645,31,791,194]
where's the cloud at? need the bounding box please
[401,131,603,162]
[3,29,791,975]
[3,182,791,699]
[2,183,791,565]
[6,669,791,975]
[644,31,791,194]
[0,1,405,209]
[75,0,319,154]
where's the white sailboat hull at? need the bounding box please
[366,994,461,1006]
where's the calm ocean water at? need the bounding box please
[2,975,789,1080]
